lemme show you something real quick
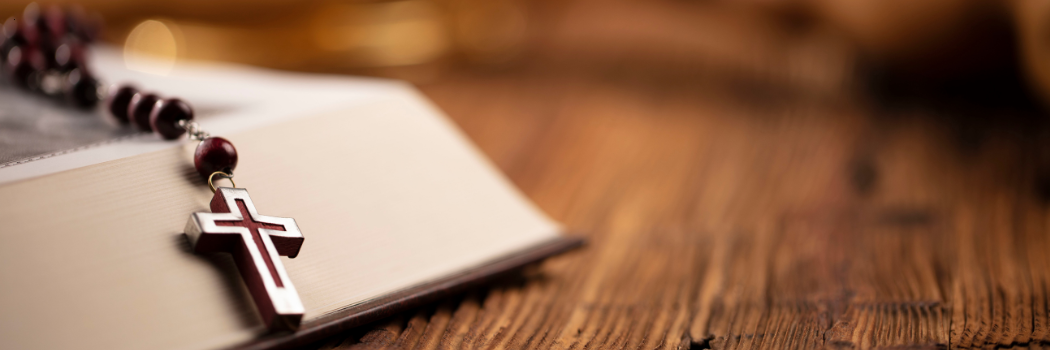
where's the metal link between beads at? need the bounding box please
[178,119,210,141]
[207,171,236,193]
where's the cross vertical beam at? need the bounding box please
[185,187,306,332]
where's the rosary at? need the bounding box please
[3,4,307,332]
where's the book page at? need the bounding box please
[0,49,562,350]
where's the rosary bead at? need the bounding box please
[106,84,136,124]
[53,38,84,71]
[69,11,100,43]
[5,45,43,88]
[194,137,238,179]
[150,98,194,139]
[43,5,66,42]
[127,92,159,131]
[64,6,86,40]
[0,19,16,67]
[20,4,44,48]
[4,46,28,86]
[3,17,23,45]
[65,68,98,109]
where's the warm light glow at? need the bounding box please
[124,20,179,76]
[311,1,449,67]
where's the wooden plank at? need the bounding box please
[240,236,583,349]
[307,60,1050,350]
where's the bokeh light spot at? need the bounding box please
[124,20,179,76]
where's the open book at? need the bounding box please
[0,49,580,349]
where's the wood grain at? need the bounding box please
[295,1,1050,348]
[301,67,1050,350]
[245,236,582,350]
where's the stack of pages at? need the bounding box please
[0,49,579,349]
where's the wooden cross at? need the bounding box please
[185,187,305,332]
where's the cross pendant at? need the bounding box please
[184,187,306,332]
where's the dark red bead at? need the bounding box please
[4,46,28,86]
[4,45,43,88]
[0,40,10,66]
[194,137,238,179]
[19,22,39,48]
[150,98,194,139]
[64,6,86,38]
[0,19,15,65]
[106,84,136,124]
[65,68,98,109]
[127,92,159,131]
[3,17,23,45]
[78,13,101,43]
[53,38,85,71]
[43,5,65,41]
[20,4,43,46]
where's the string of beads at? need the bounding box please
[2,3,239,181]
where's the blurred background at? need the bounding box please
[27,0,1048,186]
[8,2,1050,348]
[6,1,1050,240]
[4,0,1050,107]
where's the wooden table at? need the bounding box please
[0,0,1042,348]
[284,0,1050,347]
[302,57,1050,349]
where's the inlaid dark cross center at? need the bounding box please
[215,199,291,287]
[185,187,306,332]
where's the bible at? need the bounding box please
[0,48,580,350]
